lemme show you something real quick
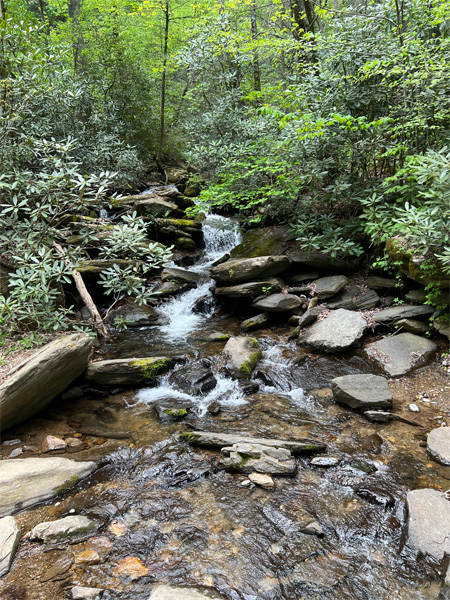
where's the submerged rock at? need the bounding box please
[331,374,392,409]
[154,398,193,422]
[0,516,20,577]
[222,336,261,378]
[30,515,99,544]
[312,275,348,299]
[211,256,291,285]
[251,293,302,312]
[406,488,450,560]
[86,357,173,386]
[149,585,225,600]
[364,333,437,377]
[0,333,93,432]
[241,312,271,332]
[427,427,450,466]
[300,309,367,353]
[0,457,96,518]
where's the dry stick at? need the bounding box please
[53,242,110,340]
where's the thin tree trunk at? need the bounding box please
[157,0,170,162]
[0,0,6,19]
[250,0,261,92]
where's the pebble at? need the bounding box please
[240,480,252,488]
[65,437,83,447]
[9,448,23,458]
[41,435,67,452]
[108,519,127,537]
[409,403,420,413]
[248,473,275,489]
[113,556,149,580]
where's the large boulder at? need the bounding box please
[406,489,450,560]
[331,374,392,409]
[251,293,302,312]
[220,442,296,474]
[373,304,434,324]
[326,285,380,311]
[364,333,437,377]
[0,457,96,518]
[427,427,450,466]
[29,515,99,544]
[215,278,283,299]
[0,333,94,432]
[222,336,261,378]
[300,309,367,353]
[105,300,159,328]
[312,276,348,299]
[0,516,20,577]
[288,251,359,274]
[211,256,291,285]
[230,226,294,259]
[86,357,173,387]
[161,267,203,286]
[386,237,450,288]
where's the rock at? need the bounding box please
[61,387,84,401]
[354,481,395,507]
[392,318,429,334]
[289,251,359,274]
[297,306,326,328]
[77,259,143,277]
[181,431,326,455]
[326,285,380,311]
[222,336,261,378]
[364,410,393,423]
[113,556,149,580]
[154,398,192,422]
[248,473,275,488]
[0,457,96,518]
[215,278,283,299]
[286,269,319,283]
[221,448,295,474]
[207,401,221,415]
[241,313,271,332]
[166,167,189,183]
[149,585,224,600]
[300,521,324,536]
[331,374,392,409]
[174,237,196,251]
[310,456,341,467]
[134,196,179,217]
[86,357,172,386]
[367,276,399,289]
[211,256,291,285]
[153,281,192,296]
[373,304,434,323]
[74,550,101,564]
[409,403,420,413]
[250,293,302,312]
[364,333,437,377]
[105,300,159,328]
[300,309,367,353]
[434,317,450,341]
[29,515,99,544]
[41,435,67,452]
[291,557,349,591]
[41,554,74,582]
[405,288,427,304]
[427,427,450,465]
[161,267,203,286]
[169,359,217,395]
[406,488,450,560]
[0,333,93,432]
[230,226,294,259]
[386,237,449,288]
[0,517,20,577]
[312,276,348,299]
[72,587,104,600]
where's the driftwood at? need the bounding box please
[53,242,109,340]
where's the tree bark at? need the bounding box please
[250,0,261,92]
[157,0,170,162]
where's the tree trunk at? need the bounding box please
[157,0,170,162]
[250,0,261,92]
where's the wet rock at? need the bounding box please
[427,427,450,466]
[104,300,159,328]
[300,309,367,353]
[207,401,221,415]
[74,550,101,565]
[326,285,380,311]
[331,374,392,410]
[296,306,326,328]
[0,457,96,518]
[300,521,324,536]
[113,556,149,580]
[248,473,275,488]
[364,333,437,377]
[312,275,348,299]
[86,357,173,386]
[0,517,20,577]
[241,312,271,332]
[291,557,349,591]
[251,293,303,312]
[223,336,261,378]
[72,587,104,600]
[0,333,93,432]
[153,281,192,296]
[41,435,67,452]
[211,256,291,285]
[409,403,420,412]
[220,443,296,474]
[215,277,283,299]
[348,459,377,474]
[149,586,225,600]
[181,431,326,455]
[310,456,341,467]
[154,398,192,421]
[161,267,202,286]
[392,318,429,334]
[41,554,74,582]
[29,515,99,544]
[406,488,450,560]
[373,304,434,323]
[230,225,293,259]
[367,276,398,289]
[169,359,217,394]
[108,519,127,537]
[354,481,395,507]
[364,410,393,423]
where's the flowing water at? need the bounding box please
[1,210,449,600]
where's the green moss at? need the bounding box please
[130,357,172,381]
[238,346,261,376]
[55,474,79,495]
[165,408,188,418]
[180,432,197,443]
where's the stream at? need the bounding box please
[1,209,450,600]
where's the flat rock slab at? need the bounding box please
[86,357,173,386]
[0,457,96,518]
[0,333,93,432]
[327,285,380,311]
[134,197,179,217]
[313,276,348,299]
[241,312,271,332]
[251,293,302,312]
[0,516,20,577]
[406,488,450,560]
[220,442,296,474]
[161,267,203,285]
[105,301,159,328]
[215,278,283,298]
[149,586,224,600]
[181,431,326,455]
[392,318,429,335]
[222,337,261,378]
[373,304,434,323]
[364,333,437,377]
[427,427,450,465]
[211,256,291,284]
[248,473,275,488]
[30,515,99,544]
[331,374,392,409]
[364,410,393,423]
[300,309,367,353]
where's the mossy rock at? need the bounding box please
[230,226,294,259]
[386,236,449,288]
[86,357,173,387]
